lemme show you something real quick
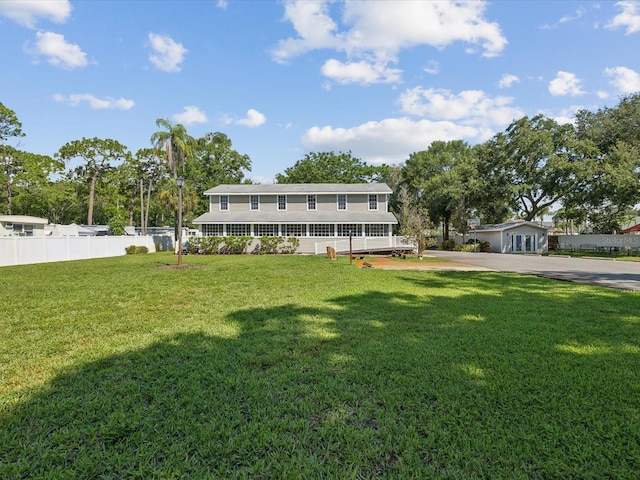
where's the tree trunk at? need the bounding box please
[88,172,99,225]
[5,181,11,215]
[145,180,153,234]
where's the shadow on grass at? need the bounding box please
[2,274,640,478]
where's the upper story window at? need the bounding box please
[368,194,378,211]
[277,195,287,211]
[307,194,317,211]
[219,195,229,211]
[337,194,347,211]
[250,195,259,211]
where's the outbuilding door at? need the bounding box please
[512,234,537,253]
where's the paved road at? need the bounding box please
[426,251,640,292]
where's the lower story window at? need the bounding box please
[365,224,387,237]
[309,224,334,237]
[255,224,278,236]
[337,224,362,237]
[282,224,305,237]
[228,224,251,236]
[201,224,223,236]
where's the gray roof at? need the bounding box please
[475,220,548,232]
[193,211,398,225]
[203,183,392,195]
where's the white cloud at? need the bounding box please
[237,109,266,128]
[498,73,520,88]
[53,93,134,110]
[321,59,402,85]
[398,87,523,127]
[28,31,87,69]
[216,0,228,9]
[147,33,187,72]
[271,0,507,85]
[0,0,71,28]
[302,117,481,165]
[172,106,207,124]
[605,66,640,93]
[301,84,528,164]
[606,1,640,34]
[423,61,439,75]
[559,7,586,24]
[548,71,585,96]
[271,1,342,63]
[597,90,610,99]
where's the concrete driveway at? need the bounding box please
[426,251,640,292]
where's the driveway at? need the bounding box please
[425,251,640,292]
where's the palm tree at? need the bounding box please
[150,118,193,240]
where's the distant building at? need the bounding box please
[0,215,48,237]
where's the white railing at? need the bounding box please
[0,236,157,267]
[314,236,415,255]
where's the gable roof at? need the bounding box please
[474,220,548,232]
[621,224,640,233]
[203,183,392,195]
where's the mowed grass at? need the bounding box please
[1,253,640,479]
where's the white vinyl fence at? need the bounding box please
[0,236,156,267]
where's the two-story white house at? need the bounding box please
[192,183,405,254]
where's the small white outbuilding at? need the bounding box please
[472,220,549,254]
[0,215,49,237]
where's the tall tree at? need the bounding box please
[190,132,251,215]
[134,148,166,234]
[276,151,387,184]
[150,118,193,239]
[0,146,63,215]
[401,141,475,241]
[0,101,24,144]
[395,184,434,253]
[57,137,129,225]
[573,94,640,229]
[150,118,192,180]
[479,115,595,222]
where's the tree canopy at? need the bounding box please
[275,151,387,184]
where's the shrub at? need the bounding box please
[220,236,252,254]
[281,237,300,254]
[479,240,491,252]
[125,245,148,255]
[108,214,126,236]
[255,236,283,255]
[440,239,456,251]
[254,236,300,255]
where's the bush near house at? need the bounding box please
[254,236,300,255]
[186,236,300,255]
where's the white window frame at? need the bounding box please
[365,224,387,237]
[255,224,278,236]
[337,194,347,211]
[228,224,250,236]
[202,224,224,236]
[282,224,305,237]
[250,195,260,211]
[219,195,229,211]
[368,194,378,211]
[307,194,317,211]
[309,224,334,237]
[277,195,287,211]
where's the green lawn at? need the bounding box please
[2,253,640,478]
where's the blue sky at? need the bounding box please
[1,0,640,184]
